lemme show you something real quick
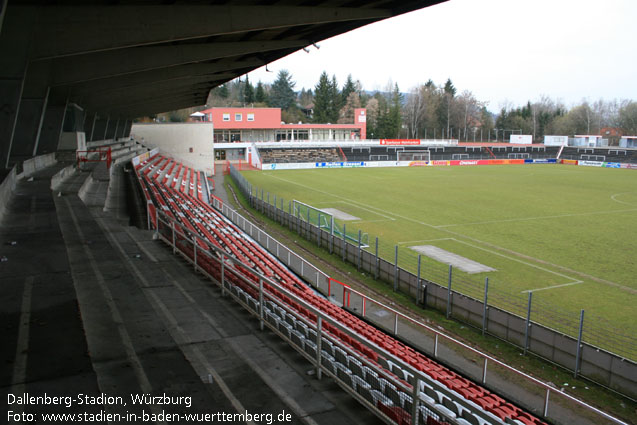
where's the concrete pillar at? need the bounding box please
[92,117,108,142]
[37,88,68,154]
[122,120,133,138]
[0,0,8,37]
[0,6,33,169]
[10,86,50,160]
[105,117,117,140]
[103,116,110,140]
[115,119,126,139]
[84,113,97,142]
[112,118,120,139]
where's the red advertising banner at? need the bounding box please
[561,159,578,165]
[448,159,525,166]
[380,139,421,145]
[431,160,449,166]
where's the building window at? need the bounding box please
[247,113,255,122]
[222,113,230,122]
[235,113,242,122]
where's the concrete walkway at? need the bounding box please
[1,164,381,424]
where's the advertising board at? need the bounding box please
[561,159,578,165]
[380,139,421,145]
[620,163,637,169]
[602,162,621,168]
[524,159,557,164]
[578,160,604,167]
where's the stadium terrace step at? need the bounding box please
[0,154,380,424]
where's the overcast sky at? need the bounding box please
[247,0,637,111]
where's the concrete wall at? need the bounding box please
[130,123,214,175]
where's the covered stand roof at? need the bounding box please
[2,0,446,119]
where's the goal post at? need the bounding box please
[292,199,369,248]
[292,200,333,232]
[397,150,431,162]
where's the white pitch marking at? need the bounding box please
[397,238,454,245]
[522,281,583,293]
[333,200,396,221]
[610,192,637,206]
[436,207,637,228]
[265,173,631,292]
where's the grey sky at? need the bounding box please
[248,0,637,110]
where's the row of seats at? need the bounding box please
[133,153,545,425]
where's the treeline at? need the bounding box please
[165,69,637,141]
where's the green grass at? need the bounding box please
[240,164,637,359]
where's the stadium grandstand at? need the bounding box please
[1,2,635,425]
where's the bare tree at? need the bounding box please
[405,85,426,138]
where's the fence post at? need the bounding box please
[482,277,489,335]
[259,278,264,331]
[543,388,550,417]
[193,237,197,271]
[393,245,398,292]
[374,236,380,280]
[171,221,176,254]
[316,316,323,380]
[524,291,532,355]
[412,376,420,425]
[317,213,322,248]
[296,207,300,235]
[574,309,585,378]
[357,230,362,271]
[154,208,159,237]
[446,265,452,318]
[220,253,226,297]
[417,255,422,304]
[342,224,346,262]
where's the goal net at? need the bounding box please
[292,200,333,231]
[292,199,369,248]
[397,150,431,161]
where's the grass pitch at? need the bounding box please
[240,164,637,358]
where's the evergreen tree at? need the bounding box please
[341,74,356,108]
[269,70,296,110]
[313,71,334,123]
[255,81,267,104]
[244,75,255,104]
[330,75,341,120]
[217,84,229,99]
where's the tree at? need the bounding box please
[255,81,268,104]
[365,97,380,139]
[338,92,361,124]
[313,71,339,123]
[269,70,296,110]
[330,75,341,117]
[244,75,255,104]
[437,78,456,138]
[405,85,426,138]
[618,101,637,135]
[341,74,357,108]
